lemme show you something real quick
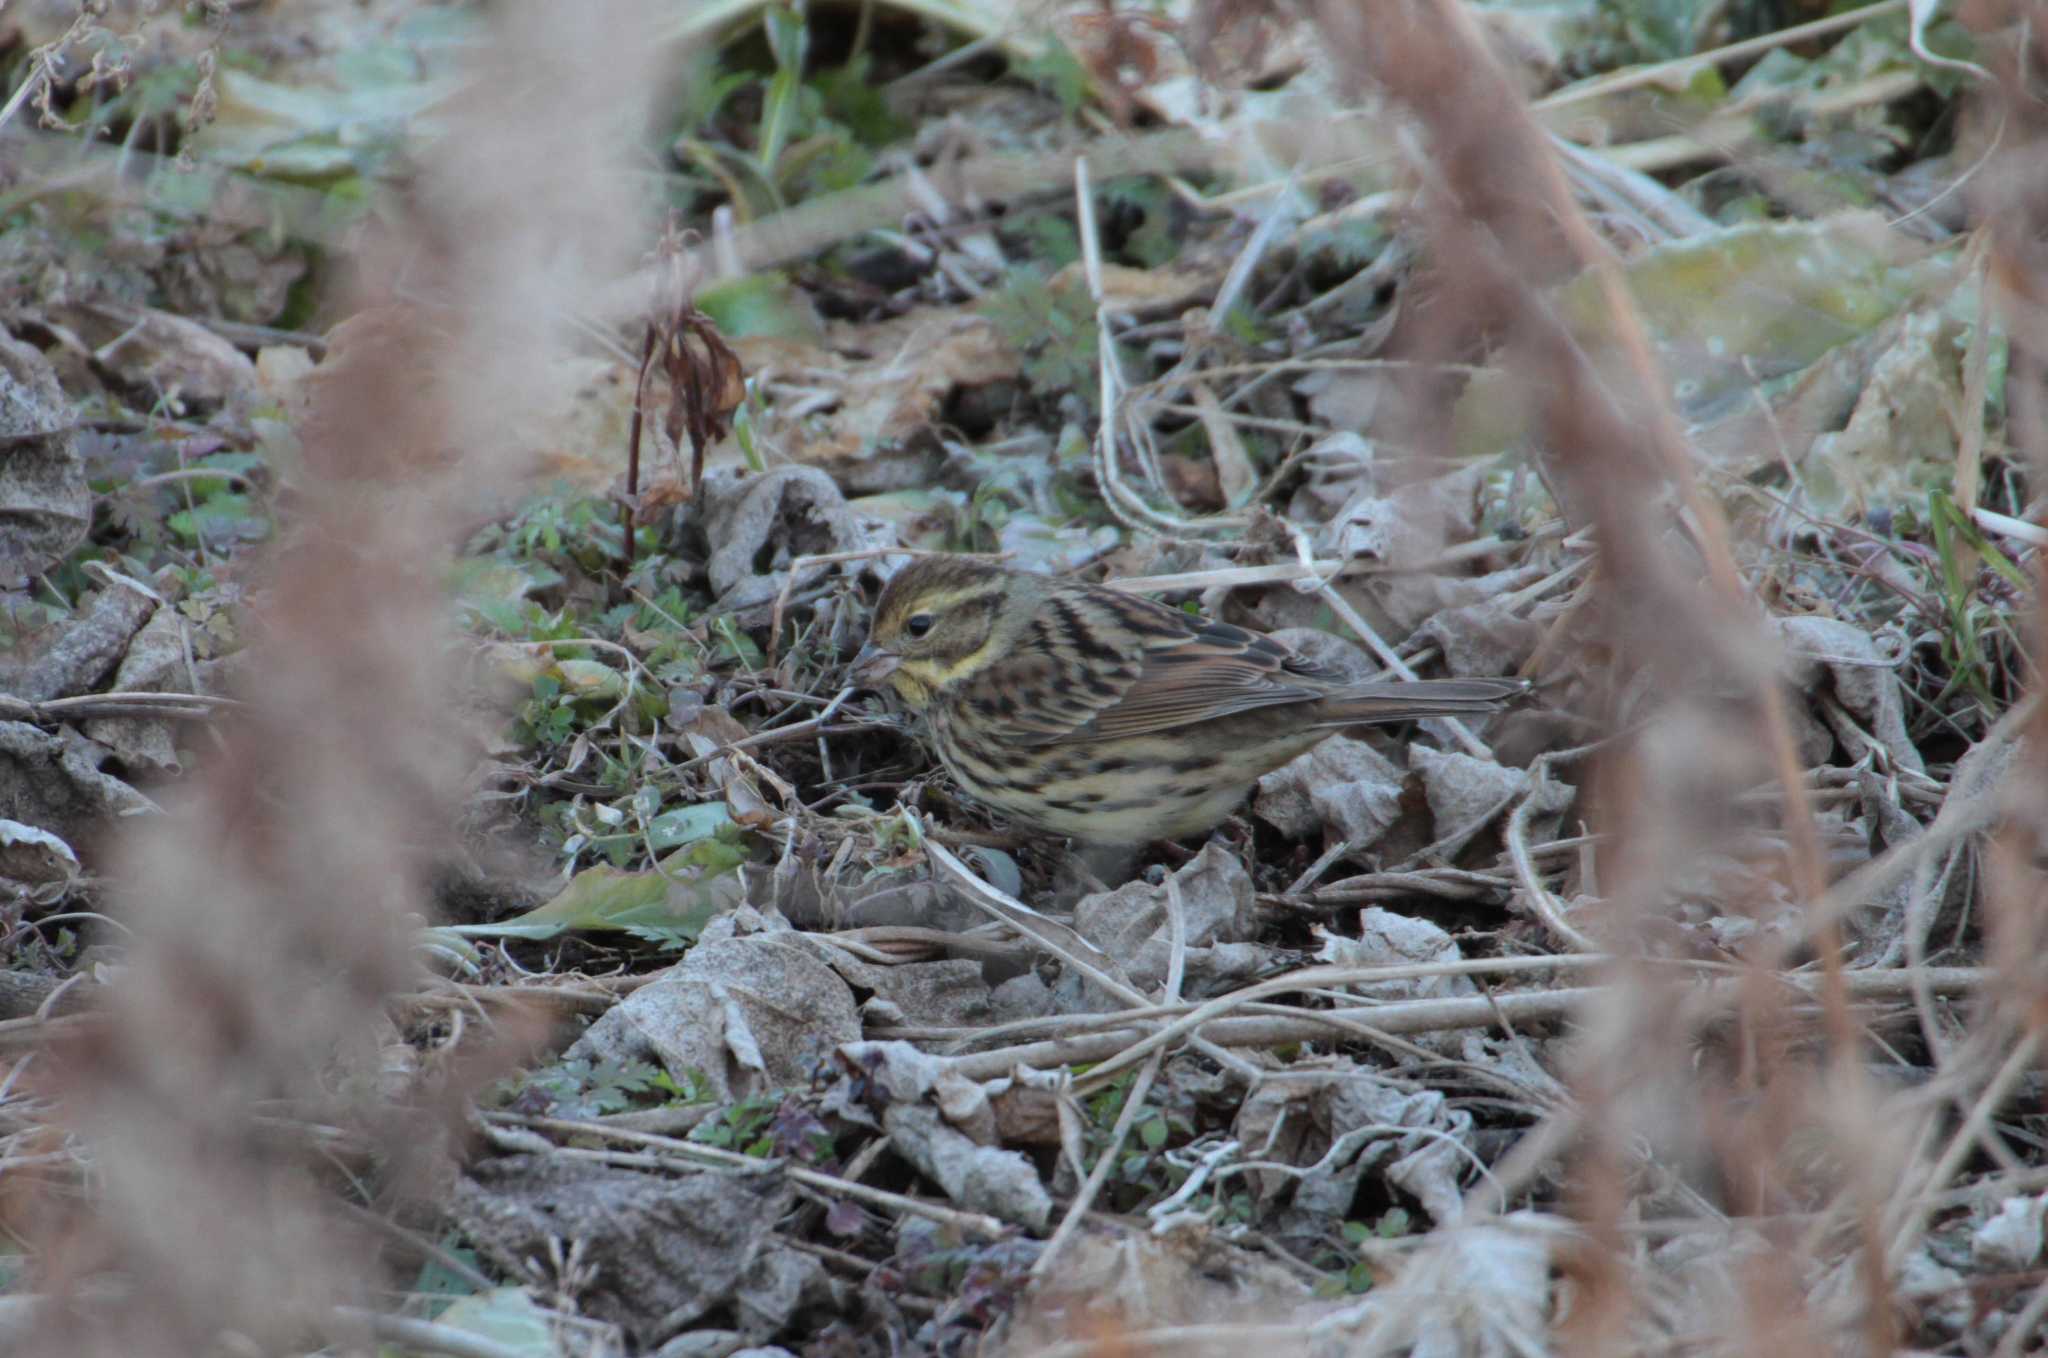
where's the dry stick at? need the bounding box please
[1884,1029,2043,1272]
[1531,0,1908,113]
[950,967,1985,1088]
[1035,868,1197,1279]
[487,1111,1010,1241]
[1994,1271,2048,1358]
[668,685,858,777]
[1503,750,1599,954]
[1105,529,1568,594]
[1064,959,1580,1093]
[1077,157,1205,538]
[923,836,1147,1008]
[1790,694,2034,969]
[1344,3,1879,1341]
[621,320,658,567]
[876,953,1613,1049]
[329,1307,549,1358]
[1280,526,1495,760]
[0,691,236,723]
[1973,506,2048,549]
[825,926,1038,969]
[1591,69,1927,175]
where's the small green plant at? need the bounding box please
[1925,489,2027,712]
[1076,1072,1192,1210]
[1014,39,1092,118]
[651,1068,717,1103]
[494,1058,721,1120]
[690,1092,784,1157]
[496,1056,667,1118]
[1098,177,1180,269]
[410,1235,489,1314]
[672,3,907,216]
[1315,1209,1414,1296]
[981,271,1102,410]
[482,488,630,576]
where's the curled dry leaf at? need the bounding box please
[46,302,261,416]
[1800,308,1967,519]
[1049,0,1317,126]
[451,1155,813,1347]
[1411,595,1544,679]
[0,577,156,705]
[1779,614,1925,775]
[1328,1219,1553,1352]
[0,331,89,586]
[566,922,861,1104]
[699,465,894,613]
[0,722,154,850]
[1410,744,1568,857]
[1235,1061,1477,1229]
[629,299,744,520]
[1971,1192,2047,1272]
[1316,908,1527,1064]
[1256,733,1405,847]
[818,948,993,1029]
[1071,842,1266,998]
[733,310,1019,494]
[0,816,81,902]
[836,1040,1052,1230]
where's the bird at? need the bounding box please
[849,556,1526,848]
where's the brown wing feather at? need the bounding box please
[945,583,1335,747]
[1054,598,1338,742]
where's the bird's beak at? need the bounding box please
[851,642,901,688]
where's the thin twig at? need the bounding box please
[0,691,237,724]
[487,1111,1011,1240]
[669,685,858,776]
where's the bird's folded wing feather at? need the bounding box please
[956,587,1328,746]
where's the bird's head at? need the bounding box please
[851,557,1036,709]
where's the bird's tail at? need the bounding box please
[1318,677,1530,726]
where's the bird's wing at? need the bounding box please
[951,585,1327,747]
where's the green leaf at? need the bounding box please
[411,1237,488,1307]
[759,67,802,175]
[1015,40,1091,115]
[697,271,821,341]
[188,62,451,179]
[446,857,738,943]
[1453,217,1953,459]
[812,56,911,147]
[664,831,750,879]
[449,557,564,621]
[647,801,735,850]
[431,1287,566,1356]
[167,493,269,547]
[553,658,625,702]
[764,3,809,73]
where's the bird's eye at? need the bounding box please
[905,612,935,638]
